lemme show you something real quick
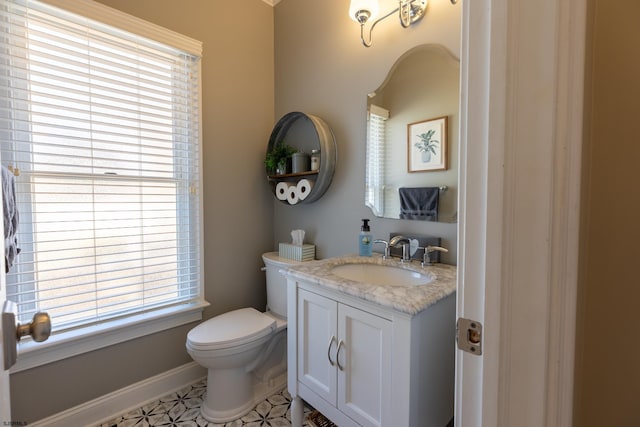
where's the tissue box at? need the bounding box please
[279,243,315,261]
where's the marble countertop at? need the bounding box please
[281,255,456,316]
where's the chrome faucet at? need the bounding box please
[389,235,411,263]
[373,239,390,259]
[422,245,449,267]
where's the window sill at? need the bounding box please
[10,300,210,373]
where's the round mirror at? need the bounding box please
[365,44,460,222]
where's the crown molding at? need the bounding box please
[261,0,282,6]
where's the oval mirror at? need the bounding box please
[365,44,460,222]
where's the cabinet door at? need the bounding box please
[297,288,338,405]
[337,304,392,427]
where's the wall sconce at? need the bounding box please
[349,0,457,47]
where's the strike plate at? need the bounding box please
[456,317,483,355]
[2,300,18,370]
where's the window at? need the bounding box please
[0,0,203,355]
[365,105,389,216]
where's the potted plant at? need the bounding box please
[414,129,439,162]
[265,140,297,175]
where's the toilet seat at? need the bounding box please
[187,307,276,351]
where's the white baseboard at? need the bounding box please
[29,362,207,427]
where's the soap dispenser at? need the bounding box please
[359,219,372,257]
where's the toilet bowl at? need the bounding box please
[186,252,300,423]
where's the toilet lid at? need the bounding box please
[187,307,276,351]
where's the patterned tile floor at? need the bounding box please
[99,380,311,427]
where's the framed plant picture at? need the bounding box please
[407,116,448,172]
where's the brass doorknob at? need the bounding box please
[16,312,51,342]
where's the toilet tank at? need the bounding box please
[262,252,302,319]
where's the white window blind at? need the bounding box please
[0,0,202,333]
[365,105,389,216]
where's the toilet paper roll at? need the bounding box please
[275,181,294,201]
[296,179,315,201]
[287,185,299,205]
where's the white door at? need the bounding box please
[1,274,10,423]
[456,0,584,426]
[337,303,391,427]
[0,164,52,421]
[1,159,11,418]
[297,288,338,404]
[454,0,501,422]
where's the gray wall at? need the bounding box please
[272,0,461,263]
[574,0,640,425]
[10,1,276,422]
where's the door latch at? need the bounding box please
[456,317,482,355]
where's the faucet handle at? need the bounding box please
[422,245,449,267]
[373,239,390,259]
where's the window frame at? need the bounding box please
[365,105,389,217]
[3,0,207,373]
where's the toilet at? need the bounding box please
[186,252,298,423]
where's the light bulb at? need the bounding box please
[349,0,379,23]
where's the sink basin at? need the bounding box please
[330,263,434,286]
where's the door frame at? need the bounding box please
[456,0,586,425]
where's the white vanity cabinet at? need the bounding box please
[287,277,456,427]
[297,288,392,427]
